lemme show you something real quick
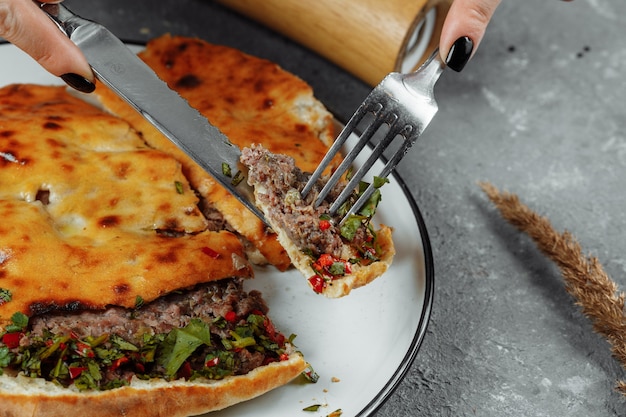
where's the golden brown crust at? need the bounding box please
[95,35,337,270]
[0,353,307,417]
[0,84,252,328]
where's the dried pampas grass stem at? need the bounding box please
[479,181,626,395]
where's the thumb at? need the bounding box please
[1,0,93,81]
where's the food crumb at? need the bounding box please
[331,376,341,383]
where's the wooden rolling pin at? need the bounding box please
[216,0,452,86]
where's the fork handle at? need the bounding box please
[216,0,452,86]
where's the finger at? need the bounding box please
[439,0,502,70]
[0,0,93,80]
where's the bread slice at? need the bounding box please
[95,35,339,271]
[241,145,395,298]
[0,353,306,417]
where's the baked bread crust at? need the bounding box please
[0,353,306,417]
[96,35,337,270]
[0,84,252,328]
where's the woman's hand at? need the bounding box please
[0,0,94,92]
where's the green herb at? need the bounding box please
[74,367,99,390]
[302,363,319,383]
[40,334,70,360]
[87,360,103,382]
[328,262,346,276]
[339,215,365,241]
[134,295,144,310]
[373,176,389,189]
[0,346,12,369]
[0,288,11,305]
[231,170,245,186]
[303,404,322,412]
[345,166,354,181]
[4,311,28,333]
[227,330,256,349]
[222,162,232,177]
[158,319,212,377]
[174,181,184,194]
[358,188,382,218]
[110,334,138,352]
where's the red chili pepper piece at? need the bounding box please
[264,317,285,345]
[317,253,335,268]
[308,275,326,294]
[279,353,289,361]
[110,356,130,371]
[201,246,221,259]
[319,219,331,230]
[1,332,21,349]
[224,310,237,322]
[178,361,193,379]
[75,342,95,358]
[205,357,219,367]
[69,366,88,379]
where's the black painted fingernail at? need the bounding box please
[60,73,96,93]
[446,36,474,72]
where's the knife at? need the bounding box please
[39,2,268,224]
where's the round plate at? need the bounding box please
[0,42,434,417]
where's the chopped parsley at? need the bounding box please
[0,311,294,391]
[4,311,28,333]
[221,162,232,177]
[174,181,184,194]
[0,288,11,305]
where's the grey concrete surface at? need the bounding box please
[59,0,626,415]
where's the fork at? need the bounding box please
[301,48,446,223]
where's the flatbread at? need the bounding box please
[0,350,306,417]
[96,35,337,270]
[0,84,252,328]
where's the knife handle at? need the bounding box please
[216,0,452,86]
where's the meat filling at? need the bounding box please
[27,278,267,345]
[241,145,370,258]
[1,278,292,390]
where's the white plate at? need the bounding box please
[0,42,434,417]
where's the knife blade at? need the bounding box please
[39,2,267,224]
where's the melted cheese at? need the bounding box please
[0,85,252,328]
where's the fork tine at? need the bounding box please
[331,121,417,220]
[300,100,383,201]
[310,104,391,207]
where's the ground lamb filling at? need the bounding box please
[241,145,373,258]
[0,278,294,391]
